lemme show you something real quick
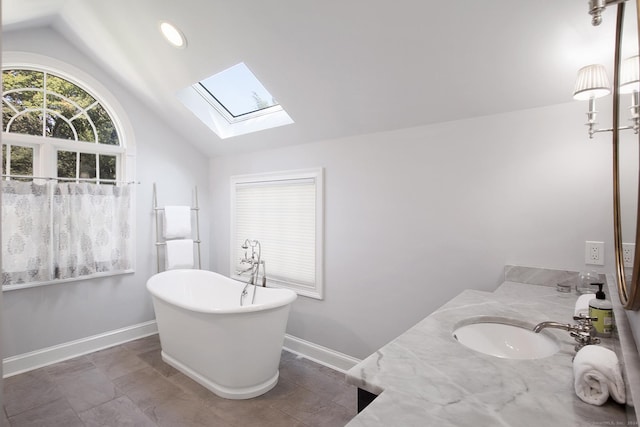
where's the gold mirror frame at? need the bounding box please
[614,0,640,310]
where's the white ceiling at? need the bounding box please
[1,0,627,157]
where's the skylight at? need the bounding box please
[199,63,278,118]
[178,62,293,139]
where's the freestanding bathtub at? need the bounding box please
[146,269,297,399]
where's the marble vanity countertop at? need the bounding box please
[345,281,637,426]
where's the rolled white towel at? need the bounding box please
[575,293,596,317]
[573,345,626,406]
[163,206,192,239]
[165,239,194,270]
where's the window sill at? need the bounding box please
[229,274,323,300]
[2,269,135,292]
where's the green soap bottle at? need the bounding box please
[589,283,613,337]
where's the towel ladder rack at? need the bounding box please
[153,183,202,272]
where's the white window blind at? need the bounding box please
[231,168,323,299]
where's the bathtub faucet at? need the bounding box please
[240,239,265,287]
[236,264,254,275]
[239,239,267,306]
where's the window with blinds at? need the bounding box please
[230,168,323,299]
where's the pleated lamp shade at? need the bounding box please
[620,55,639,94]
[573,64,611,100]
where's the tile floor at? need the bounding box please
[2,334,357,426]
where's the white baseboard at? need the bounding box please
[283,334,361,373]
[2,323,359,378]
[3,321,158,378]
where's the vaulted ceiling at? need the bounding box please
[2,0,627,157]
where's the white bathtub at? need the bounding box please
[146,269,297,399]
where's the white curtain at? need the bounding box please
[53,182,132,279]
[1,180,132,286]
[2,181,52,285]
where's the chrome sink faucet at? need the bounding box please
[533,315,600,352]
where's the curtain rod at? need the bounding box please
[1,174,139,184]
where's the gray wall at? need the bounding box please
[210,101,619,359]
[1,27,210,358]
[2,24,639,370]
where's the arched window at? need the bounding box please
[1,56,135,289]
[2,67,125,183]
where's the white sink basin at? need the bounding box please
[452,321,560,360]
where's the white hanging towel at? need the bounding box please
[163,206,192,239]
[165,239,195,270]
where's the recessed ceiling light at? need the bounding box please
[159,21,187,49]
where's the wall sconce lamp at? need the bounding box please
[574,56,640,138]
[620,54,640,132]
[588,0,634,27]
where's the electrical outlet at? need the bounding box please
[623,243,635,268]
[585,241,605,266]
